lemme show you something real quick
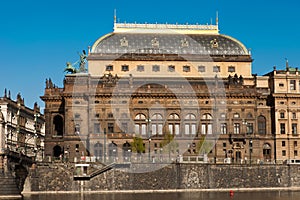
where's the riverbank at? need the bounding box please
[22,186,300,195]
[23,163,300,192]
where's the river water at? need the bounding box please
[22,191,300,200]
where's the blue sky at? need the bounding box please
[1,0,300,109]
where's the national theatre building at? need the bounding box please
[41,18,299,164]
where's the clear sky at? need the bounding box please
[1,0,300,109]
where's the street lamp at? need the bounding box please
[104,128,106,162]
[148,138,151,162]
[249,139,253,165]
[145,112,151,162]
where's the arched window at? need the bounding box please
[201,113,212,135]
[263,143,271,160]
[184,114,197,135]
[151,113,163,135]
[202,113,212,120]
[258,115,266,134]
[135,113,147,136]
[122,141,132,162]
[94,143,103,161]
[168,113,180,135]
[53,115,63,136]
[108,142,118,161]
[135,113,146,120]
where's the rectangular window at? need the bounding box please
[201,124,206,135]
[183,65,190,72]
[185,124,190,135]
[280,112,285,118]
[282,141,286,147]
[152,65,160,72]
[234,123,240,134]
[282,150,286,157]
[152,124,157,135]
[175,124,180,135]
[198,66,205,72]
[295,150,298,157]
[294,141,298,147]
[94,123,100,134]
[292,123,298,135]
[168,124,173,135]
[168,65,175,72]
[106,65,113,71]
[137,65,144,72]
[213,66,220,72]
[290,80,296,90]
[141,124,146,135]
[228,66,235,72]
[158,124,163,135]
[135,124,139,134]
[121,65,129,72]
[108,123,114,133]
[191,124,196,135]
[246,123,253,134]
[223,142,227,148]
[293,112,297,119]
[280,123,286,134]
[207,124,212,134]
[221,123,227,134]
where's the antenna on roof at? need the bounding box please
[114,9,117,24]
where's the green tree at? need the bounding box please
[131,137,145,154]
[161,131,179,161]
[197,135,213,155]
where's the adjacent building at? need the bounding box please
[0,91,45,162]
[41,19,286,164]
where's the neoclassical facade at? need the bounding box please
[0,91,45,161]
[42,20,278,164]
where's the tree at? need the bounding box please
[161,131,179,161]
[197,135,213,155]
[131,136,145,155]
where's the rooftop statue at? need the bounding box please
[64,62,78,74]
[64,50,87,74]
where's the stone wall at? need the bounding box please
[24,163,300,192]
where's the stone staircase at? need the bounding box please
[0,172,22,197]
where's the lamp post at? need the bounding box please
[145,111,151,162]
[104,128,106,162]
[148,138,151,162]
[249,139,253,165]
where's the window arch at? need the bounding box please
[135,113,147,136]
[169,113,180,120]
[135,113,146,120]
[108,142,118,161]
[201,113,212,135]
[263,143,271,160]
[53,115,63,136]
[168,113,180,135]
[185,113,196,120]
[184,114,197,135]
[258,115,266,134]
[122,141,132,162]
[202,113,212,120]
[151,113,163,135]
[94,143,103,161]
